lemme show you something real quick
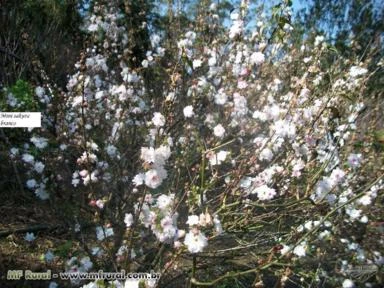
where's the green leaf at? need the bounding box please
[54,240,73,258]
[374,130,384,143]
[328,46,339,54]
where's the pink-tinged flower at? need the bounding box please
[79,170,88,178]
[233,92,248,116]
[205,213,212,226]
[329,168,345,185]
[95,199,105,209]
[305,135,317,146]
[229,19,243,39]
[140,146,171,167]
[252,185,277,201]
[160,215,173,228]
[292,159,305,178]
[89,200,97,207]
[239,68,250,76]
[237,80,248,89]
[144,194,153,204]
[347,153,362,168]
[199,213,206,226]
[265,104,281,120]
[300,87,310,99]
[145,169,163,189]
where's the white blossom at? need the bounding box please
[145,169,164,189]
[213,124,225,138]
[250,52,265,65]
[214,90,228,105]
[349,66,367,78]
[34,161,45,174]
[156,194,174,210]
[152,112,165,127]
[30,136,48,149]
[22,153,35,164]
[293,242,307,257]
[26,179,37,189]
[193,59,202,69]
[25,232,36,242]
[96,226,114,241]
[342,279,355,288]
[347,153,362,168]
[184,230,208,253]
[124,213,134,227]
[252,185,277,201]
[132,173,145,186]
[183,105,194,118]
[186,215,199,226]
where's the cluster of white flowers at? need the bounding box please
[184,214,209,253]
[184,229,208,253]
[229,13,244,39]
[206,150,229,166]
[133,193,186,245]
[133,145,171,189]
[250,51,265,65]
[177,31,197,60]
[252,184,277,201]
[349,66,368,78]
[25,176,49,200]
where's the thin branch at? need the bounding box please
[0,46,23,61]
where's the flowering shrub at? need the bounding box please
[1,0,383,287]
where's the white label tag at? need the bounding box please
[0,112,41,128]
